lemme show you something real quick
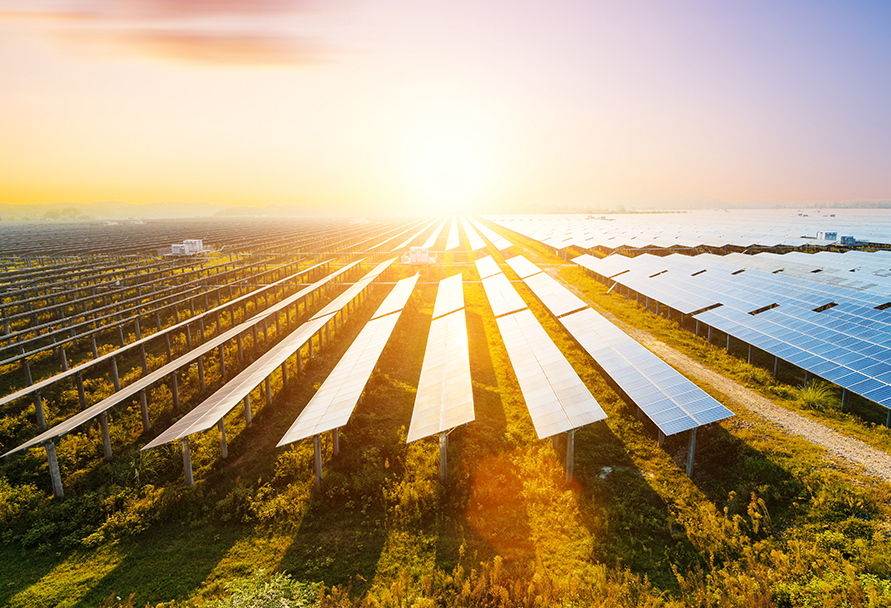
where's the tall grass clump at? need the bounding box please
[794,380,840,412]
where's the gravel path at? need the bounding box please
[627,328,891,485]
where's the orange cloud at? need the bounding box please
[0,0,344,65]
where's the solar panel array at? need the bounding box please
[480,272,528,318]
[474,256,606,439]
[573,250,891,411]
[460,218,487,251]
[511,255,732,436]
[422,217,449,249]
[278,274,420,445]
[143,258,396,450]
[468,218,512,251]
[407,276,474,442]
[5,259,368,458]
[485,209,891,251]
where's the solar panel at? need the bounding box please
[475,255,501,280]
[522,270,588,318]
[461,219,487,251]
[495,309,606,439]
[422,217,448,249]
[506,255,544,279]
[311,258,395,320]
[407,308,474,442]
[144,312,336,449]
[481,273,528,318]
[431,273,465,319]
[372,273,420,320]
[278,274,419,445]
[445,218,460,251]
[560,308,732,435]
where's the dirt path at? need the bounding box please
[543,264,891,485]
[628,323,891,485]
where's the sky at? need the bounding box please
[2,0,891,215]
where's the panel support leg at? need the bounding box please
[139,390,150,432]
[198,355,205,391]
[181,438,194,486]
[686,428,698,477]
[747,344,753,364]
[565,429,575,482]
[171,372,179,410]
[44,441,64,498]
[333,428,340,456]
[99,412,112,460]
[265,377,272,406]
[658,430,665,447]
[313,434,322,490]
[440,431,448,482]
[33,391,46,430]
[218,420,228,458]
[244,395,252,427]
[76,372,87,409]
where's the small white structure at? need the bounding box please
[839,235,856,245]
[816,231,838,241]
[402,247,438,265]
[183,239,204,254]
[170,239,206,256]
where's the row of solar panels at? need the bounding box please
[498,255,733,437]
[574,251,891,410]
[484,211,891,250]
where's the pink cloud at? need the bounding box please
[0,0,344,64]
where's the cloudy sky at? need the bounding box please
[2,0,890,214]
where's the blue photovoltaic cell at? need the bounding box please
[560,308,732,436]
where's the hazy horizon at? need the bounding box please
[3,1,891,215]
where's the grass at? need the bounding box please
[1,242,891,606]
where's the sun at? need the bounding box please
[412,129,485,212]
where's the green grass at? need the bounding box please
[1,244,891,607]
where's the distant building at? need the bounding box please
[170,239,207,256]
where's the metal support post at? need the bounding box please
[198,355,205,390]
[44,441,64,498]
[658,430,665,447]
[165,334,172,363]
[747,344,753,364]
[139,390,150,432]
[265,377,272,405]
[111,357,120,391]
[237,334,243,362]
[244,394,252,427]
[91,334,99,359]
[181,438,194,486]
[333,428,340,455]
[171,372,179,409]
[99,411,112,460]
[33,391,46,429]
[439,432,448,482]
[218,420,228,458]
[774,357,780,378]
[313,434,322,490]
[686,428,698,477]
[565,430,575,482]
[220,345,226,377]
[60,346,68,371]
[140,344,148,375]
[281,361,288,388]
[76,372,87,408]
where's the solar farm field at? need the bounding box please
[2,215,891,607]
